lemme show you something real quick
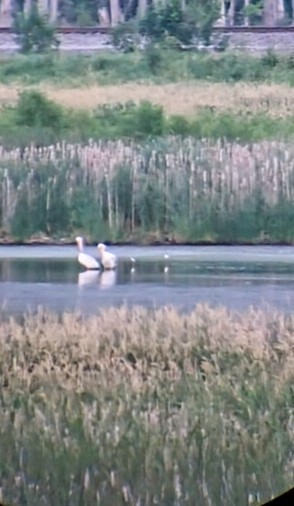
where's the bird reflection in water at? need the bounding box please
[99,269,117,289]
[78,269,117,289]
[164,254,170,274]
[78,270,99,286]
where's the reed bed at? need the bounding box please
[0,304,293,505]
[0,138,293,243]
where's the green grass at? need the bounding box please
[2,91,294,148]
[1,49,294,86]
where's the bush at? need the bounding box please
[94,101,165,138]
[15,90,65,131]
[13,5,59,54]
[168,115,191,135]
[140,0,193,45]
[143,43,163,74]
[111,21,139,53]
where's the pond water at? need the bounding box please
[0,245,294,316]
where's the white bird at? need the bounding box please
[164,253,170,274]
[97,243,117,270]
[130,257,136,274]
[75,236,100,270]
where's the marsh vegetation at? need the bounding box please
[0,138,293,244]
[0,53,293,249]
[0,305,293,505]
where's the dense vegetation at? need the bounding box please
[1,50,294,87]
[2,48,294,148]
[0,138,293,244]
[0,51,293,243]
[0,305,293,505]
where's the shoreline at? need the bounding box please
[0,237,293,247]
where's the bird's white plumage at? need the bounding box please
[97,243,117,270]
[76,236,100,270]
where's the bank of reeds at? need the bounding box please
[0,305,293,505]
[0,138,293,244]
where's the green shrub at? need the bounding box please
[261,49,279,69]
[139,0,194,44]
[94,101,165,138]
[13,5,59,54]
[15,90,65,131]
[131,101,165,137]
[111,21,139,53]
[168,115,191,135]
[143,43,163,74]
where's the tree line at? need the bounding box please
[0,1,294,30]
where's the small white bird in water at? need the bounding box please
[97,243,117,270]
[130,256,136,274]
[164,253,170,273]
[75,236,100,270]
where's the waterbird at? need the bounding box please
[164,253,170,273]
[97,243,117,270]
[75,236,100,270]
[130,256,136,273]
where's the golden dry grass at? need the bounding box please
[1,81,294,117]
[0,305,293,505]
[1,304,293,391]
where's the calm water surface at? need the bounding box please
[0,245,294,315]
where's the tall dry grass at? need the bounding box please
[0,138,293,242]
[0,82,294,117]
[0,304,293,505]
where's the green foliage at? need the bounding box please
[13,5,59,54]
[15,90,65,131]
[59,0,98,24]
[261,49,279,69]
[143,43,163,74]
[186,0,220,45]
[94,101,165,138]
[111,21,139,53]
[2,51,294,87]
[140,0,193,45]
[139,0,220,46]
[2,91,294,148]
[243,0,263,25]
[168,114,191,135]
[1,138,294,244]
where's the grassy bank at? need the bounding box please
[0,139,293,244]
[0,305,293,505]
[1,77,294,148]
[0,51,293,245]
[0,50,294,87]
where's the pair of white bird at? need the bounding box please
[75,236,116,271]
